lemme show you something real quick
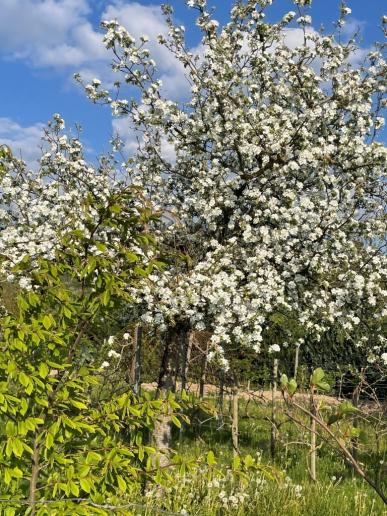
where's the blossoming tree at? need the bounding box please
[80,0,386,373]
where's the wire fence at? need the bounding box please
[180,365,387,402]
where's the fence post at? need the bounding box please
[130,324,142,394]
[270,358,279,459]
[310,386,317,482]
[231,383,239,457]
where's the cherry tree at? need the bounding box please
[78,0,386,370]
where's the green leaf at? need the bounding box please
[45,432,54,450]
[80,477,91,493]
[4,468,12,485]
[38,363,49,379]
[86,451,102,464]
[101,290,111,306]
[232,455,241,470]
[125,251,139,263]
[12,438,24,458]
[315,381,330,392]
[96,242,107,252]
[280,374,288,390]
[206,450,217,466]
[338,401,360,416]
[79,466,90,478]
[18,372,29,388]
[117,475,126,492]
[171,415,181,429]
[5,439,13,458]
[311,368,325,385]
[12,467,23,479]
[70,400,88,410]
[42,315,53,330]
[70,481,79,497]
[110,204,122,214]
[243,454,255,468]
[5,421,16,437]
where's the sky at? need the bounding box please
[0,0,385,167]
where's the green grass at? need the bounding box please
[138,396,387,516]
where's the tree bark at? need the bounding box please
[29,437,40,515]
[153,326,180,467]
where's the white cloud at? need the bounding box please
[0,118,44,169]
[281,27,319,49]
[0,0,101,68]
[0,0,197,98]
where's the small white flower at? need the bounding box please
[268,344,281,353]
[108,349,121,359]
[123,332,130,340]
[19,277,32,291]
[107,335,115,345]
[100,361,110,369]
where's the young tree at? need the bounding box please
[0,144,183,513]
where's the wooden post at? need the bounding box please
[181,330,193,392]
[199,338,209,398]
[351,370,363,466]
[310,387,317,482]
[231,384,239,457]
[270,358,278,459]
[130,324,143,394]
[294,343,300,380]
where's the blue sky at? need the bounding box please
[0,0,385,166]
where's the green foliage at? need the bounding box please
[0,187,183,513]
[280,374,297,397]
[310,368,331,393]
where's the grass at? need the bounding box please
[138,394,387,516]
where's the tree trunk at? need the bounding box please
[153,326,180,467]
[130,324,143,394]
[29,437,40,515]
